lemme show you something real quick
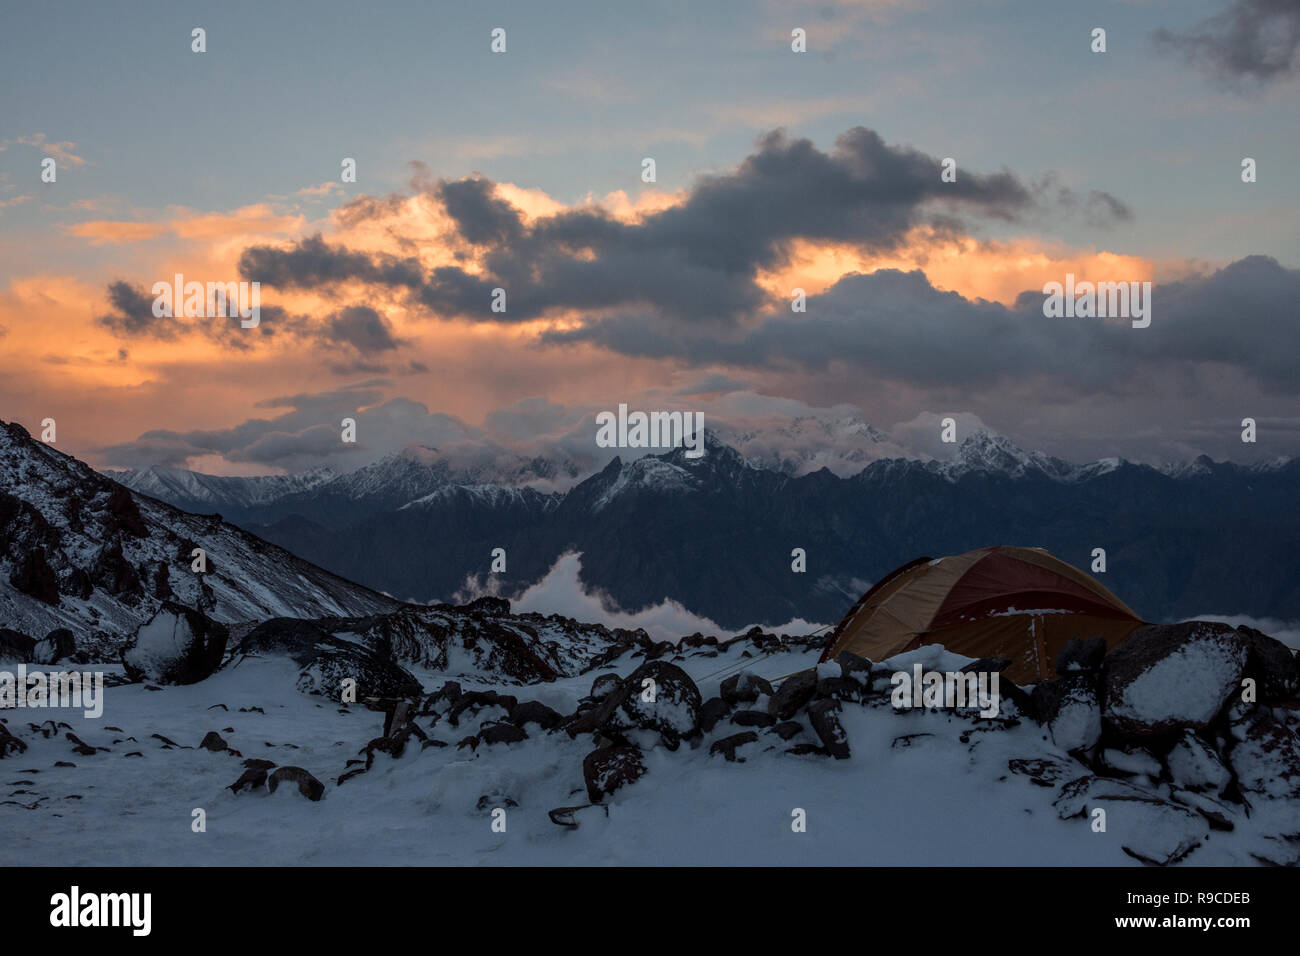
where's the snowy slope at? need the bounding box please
[0,420,399,657]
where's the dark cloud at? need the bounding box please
[544,256,1300,397]
[238,127,1093,327]
[96,280,183,339]
[1154,0,1300,88]
[320,305,404,354]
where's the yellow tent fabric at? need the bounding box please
[819,546,1145,684]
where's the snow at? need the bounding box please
[121,610,193,680]
[3,627,1297,866]
[1109,636,1245,728]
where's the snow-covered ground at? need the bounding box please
[4,636,1293,866]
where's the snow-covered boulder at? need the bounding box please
[1236,625,1298,700]
[1102,622,1247,737]
[239,617,421,701]
[568,660,702,747]
[1164,730,1232,795]
[1228,709,1300,801]
[122,601,228,685]
[32,628,75,664]
[583,745,646,803]
[1033,674,1101,752]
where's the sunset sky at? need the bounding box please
[2,0,1298,474]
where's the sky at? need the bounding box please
[1,0,1298,475]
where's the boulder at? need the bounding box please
[122,602,228,685]
[32,628,75,664]
[228,768,267,794]
[239,617,421,700]
[731,709,776,728]
[771,721,805,741]
[480,722,528,746]
[510,700,563,731]
[0,722,27,758]
[1228,710,1300,801]
[1033,674,1101,752]
[267,766,325,801]
[1102,622,1247,737]
[720,671,772,706]
[807,699,850,759]
[199,731,229,752]
[767,669,818,720]
[836,650,873,689]
[709,731,759,762]
[698,697,729,733]
[1236,625,1298,701]
[589,673,622,700]
[1055,637,1107,675]
[569,661,702,747]
[1164,730,1231,795]
[447,690,517,727]
[582,745,646,803]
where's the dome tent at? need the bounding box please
[819,546,1145,684]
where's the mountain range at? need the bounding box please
[103,426,1300,629]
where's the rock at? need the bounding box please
[961,656,1014,675]
[1052,776,1205,865]
[32,629,75,664]
[0,629,36,664]
[815,676,861,702]
[122,602,228,685]
[105,485,148,538]
[1102,622,1247,737]
[569,661,702,747]
[9,548,60,605]
[1236,625,1298,701]
[1228,710,1300,800]
[427,680,462,709]
[836,650,873,689]
[456,735,480,752]
[1164,730,1231,795]
[462,595,510,617]
[228,768,266,794]
[1100,745,1162,779]
[583,745,646,803]
[720,671,772,706]
[589,673,622,700]
[709,731,759,762]
[509,700,563,731]
[447,691,517,727]
[266,766,325,801]
[199,731,229,752]
[730,709,776,728]
[807,699,850,759]
[0,723,27,758]
[995,676,1036,720]
[239,617,421,700]
[480,722,528,746]
[698,697,729,733]
[767,669,818,720]
[1032,674,1101,752]
[242,758,276,771]
[1055,637,1107,675]
[771,721,805,741]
